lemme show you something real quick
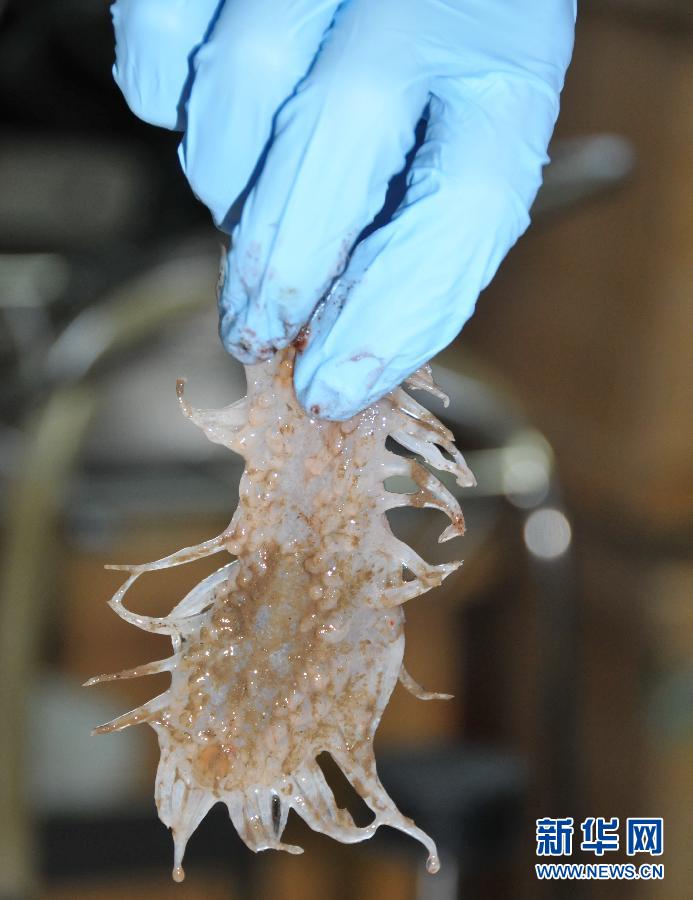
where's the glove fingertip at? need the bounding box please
[295,377,357,422]
[294,354,383,422]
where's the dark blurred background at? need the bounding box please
[0,1,691,899]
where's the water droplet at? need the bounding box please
[426,854,440,874]
[172,865,185,883]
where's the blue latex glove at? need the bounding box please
[112,0,575,419]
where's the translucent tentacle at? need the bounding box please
[381,450,418,479]
[226,789,303,855]
[84,656,175,686]
[399,665,453,701]
[107,581,195,636]
[382,486,465,536]
[411,465,466,536]
[390,425,476,488]
[178,378,249,450]
[154,744,178,825]
[105,573,152,632]
[92,693,168,734]
[169,561,237,617]
[105,532,228,573]
[381,560,461,607]
[392,398,475,493]
[107,562,232,637]
[168,782,215,883]
[292,761,376,844]
[331,746,440,874]
[391,388,453,438]
[383,464,465,539]
[439,521,465,544]
[405,365,450,405]
[391,538,454,586]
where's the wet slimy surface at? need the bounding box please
[88,348,474,880]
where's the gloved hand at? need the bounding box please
[112,0,575,419]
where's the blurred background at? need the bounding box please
[0,1,691,898]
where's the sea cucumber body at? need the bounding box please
[90,349,474,879]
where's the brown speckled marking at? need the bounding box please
[89,348,474,880]
[292,324,311,353]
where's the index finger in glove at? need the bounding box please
[293,73,561,420]
[111,0,221,130]
[178,0,340,229]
